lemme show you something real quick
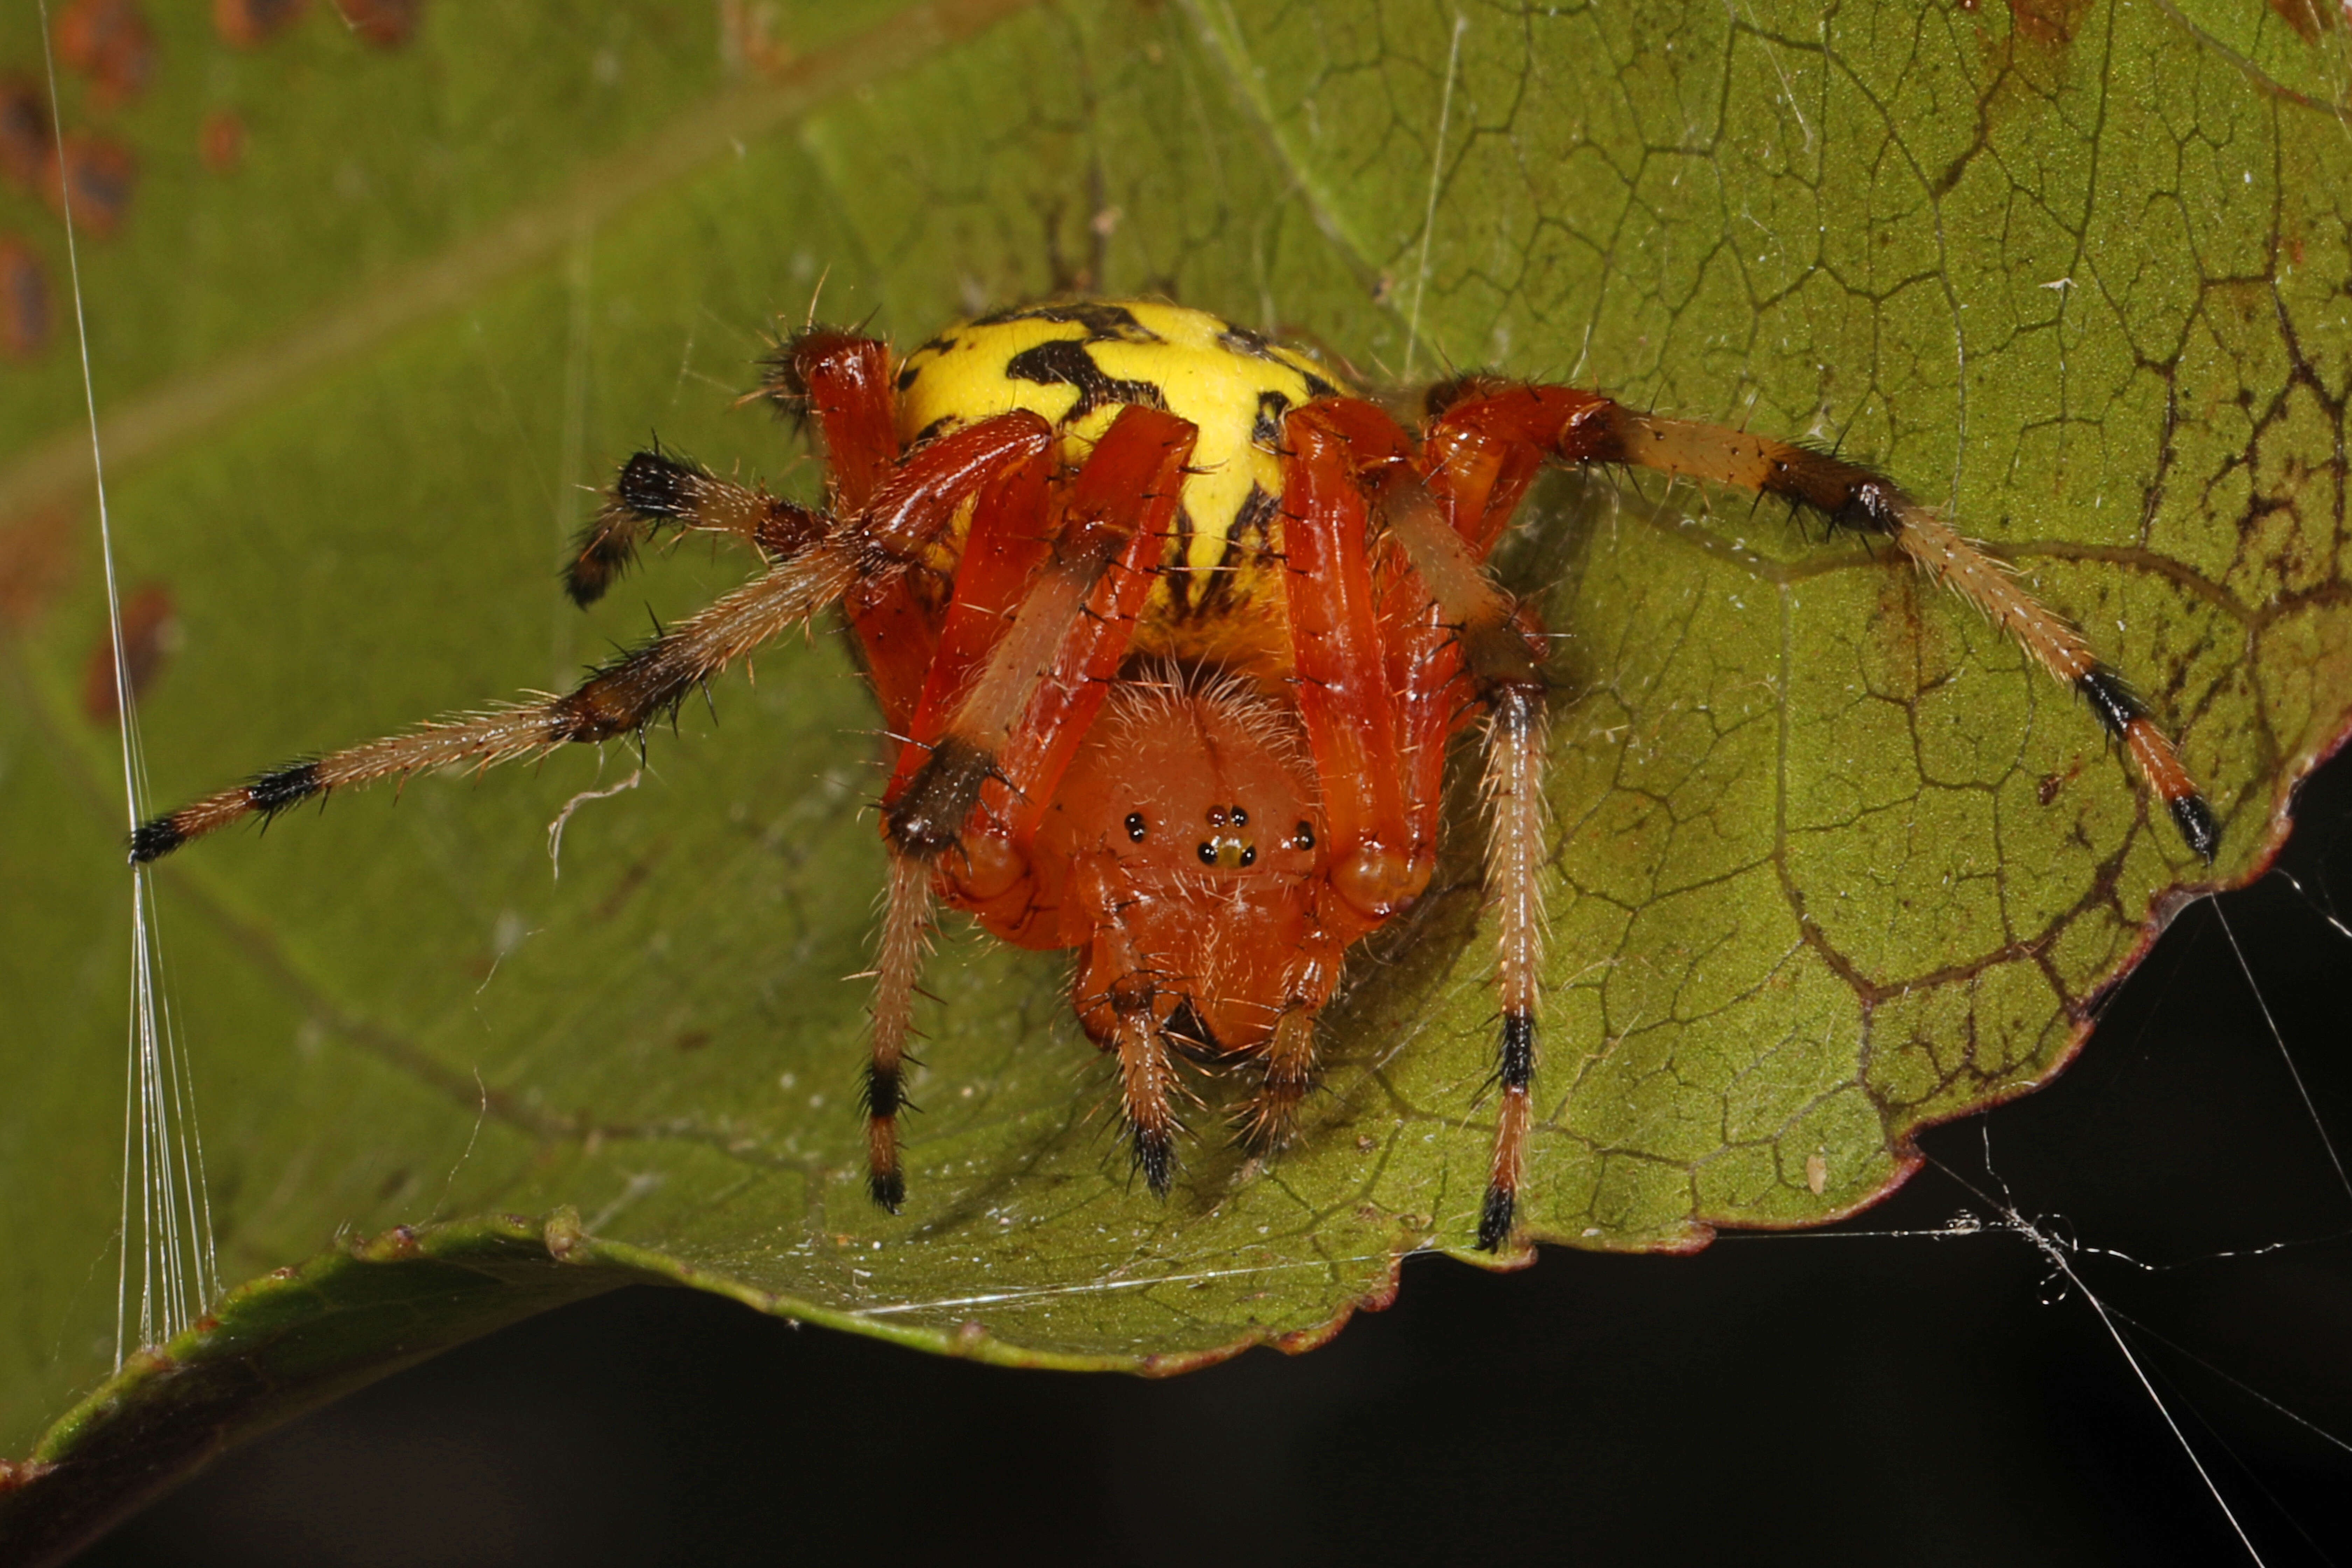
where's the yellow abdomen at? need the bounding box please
[892,299,1352,676]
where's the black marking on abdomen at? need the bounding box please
[978,301,1158,342]
[1216,320,1281,361]
[1216,320,1339,399]
[1251,390,1290,447]
[1004,339,1169,421]
[1175,483,1281,624]
[1167,503,1200,612]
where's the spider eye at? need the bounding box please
[1196,840,1219,867]
[1293,820,1314,850]
[1125,812,1147,842]
[1230,805,1247,826]
[1239,845,1256,868]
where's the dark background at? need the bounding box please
[70,750,2352,1567]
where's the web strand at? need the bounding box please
[39,0,219,1362]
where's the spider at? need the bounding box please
[128,298,2217,1252]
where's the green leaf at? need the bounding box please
[4,0,2347,1544]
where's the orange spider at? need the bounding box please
[130,299,2216,1251]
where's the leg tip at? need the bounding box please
[1475,1184,1516,1252]
[866,1168,904,1213]
[1134,1126,1175,1198]
[1234,1094,1300,1158]
[561,567,612,609]
[128,816,182,864]
[2170,793,2221,863]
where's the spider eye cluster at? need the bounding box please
[1196,803,1258,869]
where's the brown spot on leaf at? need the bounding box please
[82,583,180,724]
[0,506,77,627]
[673,1029,711,1053]
[198,108,244,173]
[2266,0,2336,40]
[214,0,308,48]
[54,0,156,108]
[719,0,795,77]
[331,0,423,48]
[0,235,50,359]
[2005,0,2090,46]
[45,134,136,238]
[0,77,54,194]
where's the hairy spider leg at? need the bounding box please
[1376,470,1552,1254]
[561,450,826,609]
[1283,402,1557,1250]
[1241,411,1442,1154]
[561,328,940,710]
[861,405,1197,1206]
[851,428,1059,1209]
[767,327,900,511]
[125,412,1056,864]
[1432,383,2220,861]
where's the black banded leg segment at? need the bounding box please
[128,418,1071,869]
[567,448,826,607]
[1476,683,1548,1253]
[1241,1003,1321,1155]
[863,853,933,1212]
[130,543,867,864]
[1371,476,1553,1252]
[1589,408,2218,861]
[861,406,1196,1211]
[1112,978,1181,1196]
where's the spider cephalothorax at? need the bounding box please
[131,297,2217,1252]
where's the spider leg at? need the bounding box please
[1111,988,1183,1195]
[130,552,856,862]
[763,327,899,511]
[1376,472,1552,1253]
[129,412,1058,864]
[1224,410,1436,1155]
[1433,384,2219,860]
[881,406,1197,860]
[570,328,903,608]
[564,448,825,608]
[855,433,1058,1209]
[1277,411,1429,927]
[1232,940,1346,1156]
[1064,894,1188,1193]
[863,404,1196,1209]
[771,325,945,730]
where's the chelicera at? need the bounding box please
[131,299,2217,1252]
